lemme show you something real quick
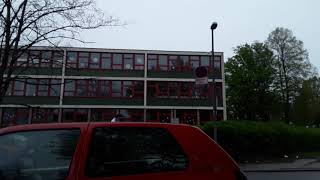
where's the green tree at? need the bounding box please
[266,27,312,123]
[293,77,320,125]
[225,42,277,121]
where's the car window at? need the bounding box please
[0,129,80,180]
[85,127,189,178]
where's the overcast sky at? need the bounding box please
[80,0,320,69]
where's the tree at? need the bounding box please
[292,77,320,125]
[0,0,119,102]
[266,27,312,123]
[225,42,277,121]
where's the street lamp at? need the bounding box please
[211,22,218,142]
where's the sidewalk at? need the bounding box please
[240,158,320,171]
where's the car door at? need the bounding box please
[77,124,193,180]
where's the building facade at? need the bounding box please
[0,47,226,128]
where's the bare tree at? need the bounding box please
[0,0,120,102]
[267,27,312,123]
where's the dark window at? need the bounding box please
[50,80,61,96]
[101,53,111,69]
[29,51,40,67]
[26,79,36,96]
[0,129,80,180]
[79,56,89,68]
[62,109,88,122]
[67,52,77,68]
[89,53,100,69]
[13,80,25,96]
[112,81,121,97]
[32,108,59,124]
[64,80,75,96]
[91,109,116,122]
[123,81,133,97]
[86,127,188,178]
[148,60,157,70]
[100,80,110,97]
[38,79,49,96]
[135,54,145,70]
[113,54,122,70]
[41,51,52,67]
[76,80,87,96]
[17,52,28,67]
[52,51,64,68]
[1,108,29,128]
[88,80,98,97]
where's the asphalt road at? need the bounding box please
[245,171,320,180]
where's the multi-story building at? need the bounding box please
[0,47,226,128]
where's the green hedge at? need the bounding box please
[200,121,320,163]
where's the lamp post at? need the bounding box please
[211,22,218,142]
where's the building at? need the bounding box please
[0,47,226,128]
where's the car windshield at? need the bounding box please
[0,129,80,180]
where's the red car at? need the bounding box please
[0,122,246,180]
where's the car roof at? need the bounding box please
[0,122,196,134]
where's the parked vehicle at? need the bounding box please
[0,123,246,180]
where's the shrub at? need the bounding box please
[200,120,320,163]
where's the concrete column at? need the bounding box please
[59,50,67,106]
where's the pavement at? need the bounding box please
[240,158,320,171]
[240,159,320,180]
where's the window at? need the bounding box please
[64,80,76,96]
[79,52,89,68]
[169,82,178,96]
[17,52,28,67]
[100,80,110,97]
[88,80,98,97]
[159,55,168,71]
[0,129,80,180]
[135,54,145,70]
[1,108,29,128]
[90,53,100,69]
[180,83,191,96]
[38,79,49,96]
[62,109,88,122]
[158,82,169,96]
[201,56,210,67]
[91,109,116,122]
[112,81,121,97]
[52,51,64,68]
[26,79,36,96]
[29,51,40,67]
[86,127,188,178]
[101,53,111,69]
[67,52,77,68]
[112,54,122,70]
[123,81,133,97]
[147,55,157,70]
[118,109,144,122]
[13,80,25,96]
[76,80,87,96]
[32,108,59,123]
[41,51,52,67]
[50,79,61,96]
